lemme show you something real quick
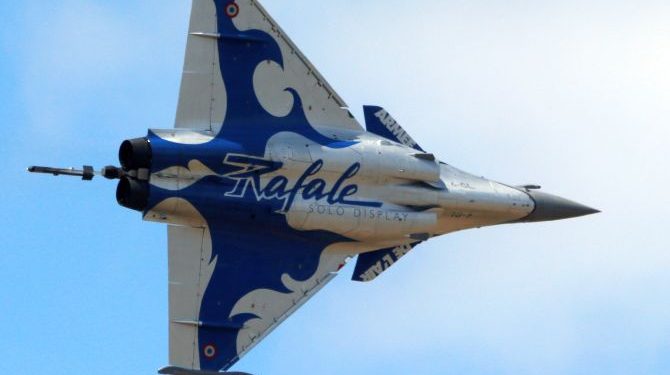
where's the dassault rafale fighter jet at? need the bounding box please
[30,1,598,374]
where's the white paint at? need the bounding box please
[152,129,215,145]
[357,244,414,282]
[175,0,227,133]
[167,200,217,370]
[253,60,295,118]
[374,108,419,149]
[150,160,217,191]
[232,0,362,132]
[229,247,350,356]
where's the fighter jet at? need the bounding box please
[29,1,599,374]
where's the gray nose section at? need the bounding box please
[521,191,600,222]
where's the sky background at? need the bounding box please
[1,0,669,374]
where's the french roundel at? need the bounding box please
[203,344,217,359]
[225,2,239,18]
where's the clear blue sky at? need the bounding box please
[1,1,669,374]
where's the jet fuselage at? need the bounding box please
[120,128,536,254]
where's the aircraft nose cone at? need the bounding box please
[521,191,600,222]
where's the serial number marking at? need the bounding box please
[450,181,475,190]
[449,211,473,218]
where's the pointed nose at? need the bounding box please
[521,191,600,222]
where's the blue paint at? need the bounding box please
[225,157,381,212]
[352,243,419,282]
[142,1,376,371]
[363,105,425,152]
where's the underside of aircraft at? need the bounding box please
[29,1,598,373]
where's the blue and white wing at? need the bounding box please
[165,220,353,373]
[174,0,361,134]
[161,1,368,373]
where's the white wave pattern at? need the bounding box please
[150,160,218,191]
[165,0,365,367]
[229,247,350,356]
[232,0,361,131]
